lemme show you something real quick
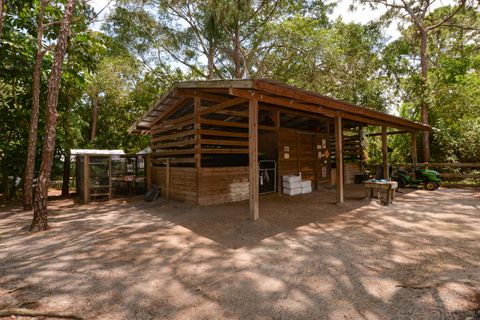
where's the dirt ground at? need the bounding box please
[0,186,479,320]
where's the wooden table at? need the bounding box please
[364,180,398,205]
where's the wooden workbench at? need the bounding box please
[364,180,398,205]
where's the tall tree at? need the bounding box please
[31,0,76,231]
[0,0,5,39]
[356,0,467,162]
[212,0,286,78]
[23,0,49,211]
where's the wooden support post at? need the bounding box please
[335,116,344,204]
[194,97,201,203]
[382,126,389,180]
[146,154,152,190]
[249,99,259,221]
[194,97,201,170]
[108,156,112,200]
[273,111,281,194]
[359,125,365,173]
[166,158,170,200]
[411,132,417,168]
[83,155,90,204]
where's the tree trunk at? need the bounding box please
[207,45,214,79]
[90,93,99,141]
[31,0,76,232]
[24,0,47,211]
[233,22,241,79]
[0,0,5,39]
[419,28,430,163]
[61,151,70,197]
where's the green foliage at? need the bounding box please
[384,6,480,163]
[1,0,480,194]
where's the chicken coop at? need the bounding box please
[72,149,147,203]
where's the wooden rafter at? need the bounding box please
[199,97,247,116]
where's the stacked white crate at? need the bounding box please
[282,175,312,195]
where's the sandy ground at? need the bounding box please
[0,186,479,320]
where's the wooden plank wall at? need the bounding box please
[330,127,363,162]
[151,166,197,202]
[344,162,362,184]
[150,96,196,166]
[197,167,249,205]
[278,128,299,180]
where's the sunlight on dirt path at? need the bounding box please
[0,187,479,319]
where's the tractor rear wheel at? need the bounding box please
[424,181,437,191]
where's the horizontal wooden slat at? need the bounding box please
[151,118,194,135]
[259,125,275,131]
[200,118,248,128]
[152,113,194,130]
[152,139,195,149]
[201,148,249,154]
[215,109,249,117]
[152,157,196,164]
[151,130,195,143]
[151,149,195,156]
[198,129,248,138]
[200,139,248,147]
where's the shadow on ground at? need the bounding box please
[0,186,479,320]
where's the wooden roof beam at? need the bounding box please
[252,80,429,131]
[229,88,406,130]
[176,88,229,103]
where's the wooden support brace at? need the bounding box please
[199,97,247,116]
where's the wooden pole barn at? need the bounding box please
[129,79,430,220]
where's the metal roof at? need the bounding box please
[70,149,125,155]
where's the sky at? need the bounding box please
[89,0,399,36]
[88,0,455,43]
[89,0,455,39]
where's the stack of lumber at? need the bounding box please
[283,175,312,195]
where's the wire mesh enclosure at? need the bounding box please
[74,151,146,203]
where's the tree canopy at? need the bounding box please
[0,0,479,201]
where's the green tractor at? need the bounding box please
[392,167,442,191]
